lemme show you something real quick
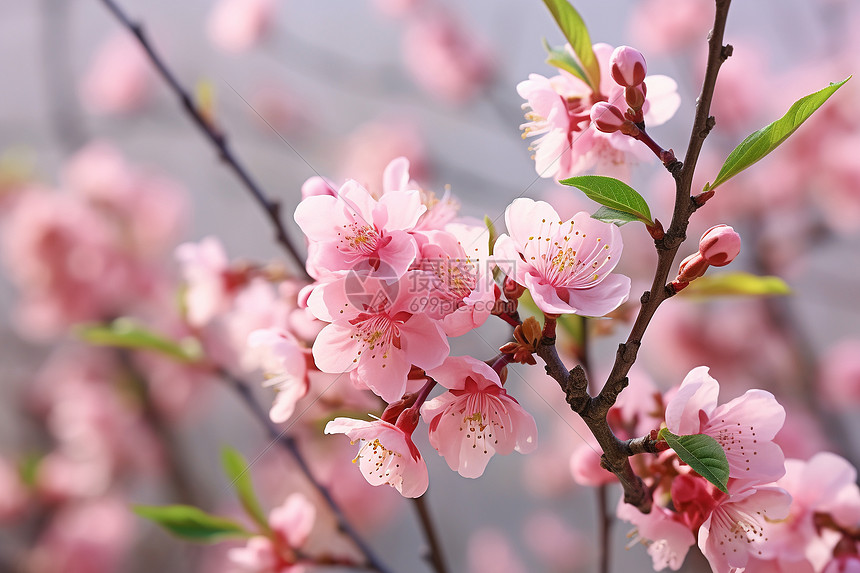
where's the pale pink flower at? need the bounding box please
[755,453,860,570]
[522,512,589,572]
[617,501,696,571]
[824,556,860,573]
[570,441,614,486]
[820,340,860,409]
[518,43,679,180]
[307,273,449,402]
[295,180,425,280]
[79,32,153,114]
[401,10,493,103]
[339,120,428,196]
[698,481,792,573]
[421,356,537,478]
[207,0,276,53]
[324,417,429,497]
[381,157,458,233]
[175,236,234,327]
[28,497,134,573]
[665,366,786,482]
[228,493,316,573]
[494,198,630,316]
[629,0,713,55]
[413,223,494,336]
[246,329,309,424]
[467,529,529,573]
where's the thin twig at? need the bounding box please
[597,484,611,573]
[225,375,394,573]
[412,495,450,573]
[97,0,310,280]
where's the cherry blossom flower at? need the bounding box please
[294,179,425,280]
[307,273,449,402]
[617,501,696,571]
[79,32,153,115]
[228,493,316,573]
[246,328,309,424]
[665,366,786,482]
[421,356,537,478]
[175,236,234,328]
[494,198,630,317]
[380,157,458,233]
[324,417,429,497]
[698,480,792,573]
[517,43,679,180]
[412,222,494,336]
[207,0,276,53]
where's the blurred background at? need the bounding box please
[0,0,858,571]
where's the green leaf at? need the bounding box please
[542,38,588,85]
[484,215,498,256]
[591,206,642,227]
[76,318,203,363]
[708,77,851,191]
[560,175,653,223]
[221,447,269,531]
[540,0,600,92]
[679,272,791,298]
[658,429,729,493]
[133,505,252,543]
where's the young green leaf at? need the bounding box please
[222,447,270,531]
[76,317,202,363]
[542,38,588,85]
[591,206,642,227]
[540,0,600,92]
[484,215,498,256]
[679,272,791,298]
[708,77,851,191]
[560,175,653,223]
[658,428,729,493]
[133,505,252,543]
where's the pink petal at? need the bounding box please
[665,366,719,436]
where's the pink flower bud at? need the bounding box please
[610,46,648,88]
[591,102,627,133]
[698,224,741,267]
[625,84,647,114]
[676,252,709,283]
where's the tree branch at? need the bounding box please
[224,374,394,573]
[97,0,310,281]
[535,0,734,512]
[411,495,450,573]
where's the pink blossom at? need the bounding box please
[628,0,713,55]
[494,199,630,316]
[617,501,696,571]
[339,120,427,196]
[381,157,459,233]
[570,441,614,486]
[412,223,494,336]
[610,46,648,88]
[522,512,589,572]
[421,356,537,478]
[207,0,276,53]
[246,329,309,424]
[28,497,134,573]
[665,366,786,482]
[295,180,425,280]
[401,10,493,103]
[324,417,429,497]
[79,32,153,114]
[517,43,679,180]
[698,224,741,267]
[756,453,860,569]
[467,529,529,573]
[307,273,448,402]
[819,340,860,409]
[698,481,792,573]
[228,493,316,573]
[175,237,236,327]
[824,556,860,573]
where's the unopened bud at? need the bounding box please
[591,102,626,133]
[698,224,741,267]
[503,276,526,300]
[610,46,648,88]
[676,252,709,283]
[625,84,647,114]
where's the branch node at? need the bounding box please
[721,43,734,60]
[640,290,651,305]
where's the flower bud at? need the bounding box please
[676,252,709,284]
[591,102,633,134]
[698,224,741,267]
[624,84,647,114]
[610,46,647,88]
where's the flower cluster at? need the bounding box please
[518,43,680,180]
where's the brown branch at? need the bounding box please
[98,0,310,281]
[536,0,734,513]
[224,374,394,573]
[412,495,450,573]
